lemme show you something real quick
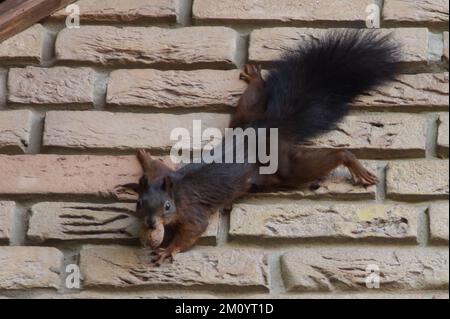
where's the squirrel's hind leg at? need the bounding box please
[230,64,268,128]
[282,148,379,187]
[338,150,379,186]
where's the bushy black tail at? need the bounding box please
[264,29,401,140]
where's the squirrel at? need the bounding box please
[125,30,401,266]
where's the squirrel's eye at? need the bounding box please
[164,201,171,211]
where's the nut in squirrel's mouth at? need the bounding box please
[140,221,165,249]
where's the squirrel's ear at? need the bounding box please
[162,175,173,194]
[119,175,149,194]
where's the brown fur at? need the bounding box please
[133,64,378,266]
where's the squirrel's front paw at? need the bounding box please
[240,64,263,83]
[149,248,175,267]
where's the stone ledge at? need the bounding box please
[0,247,63,290]
[80,246,269,291]
[282,247,449,292]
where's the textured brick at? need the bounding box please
[353,73,449,111]
[42,111,425,156]
[249,28,429,67]
[444,32,449,64]
[43,111,231,152]
[383,0,449,26]
[253,161,377,200]
[80,246,268,290]
[36,291,218,299]
[51,0,177,23]
[230,203,419,242]
[28,202,139,243]
[7,67,95,107]
[0,24,44,64]
[386,160,449,201]
[430,204,449,244]
[106,69,246,109]
[107,71,449,112]
[34,291,450,300]
[27,202,219,244]
[0,202,14,242]
[310,114,427,158]
[193,0,374,25]
[293,292,450,299]
[281,248,449,292]
[0,155,142,199]
[438,113,449,158]
[0,110,33,153]
[0,247,63,290]
[55,26,238,68]
[379,28,429,66]
[0,155,376,200]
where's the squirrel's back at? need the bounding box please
[264,29,401,140]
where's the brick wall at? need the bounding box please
[0,0,448,299]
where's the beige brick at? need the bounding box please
[0,110,33,153]
[353,73,449,111]
[8,67,95,107]
[0,155,142,199]
[299,292,450,299]
[430,204,449,244]
[51,0,177,23]
[311,114,427,158]
[80,246,268,290]
[230,203,419,242]
[0,202,14,242]
[43,111,231,151]
[106,69,246,109]
[438,113,449,158]
[27,202,219,244]
[281,248,449,292]
[444,32,449,64]
[396,28,429,66]
[28,202,140,243]
[390,28,429,66]
[55,26,238,68]
[193,0,374,25]
[43,111,425,157]
[250,28,325,63]
[0,247,63,290]
[386,160,449,201]
[252,161,377,200]
[383,0,449,26]
[249,28,429,67]
[35,290,450,300]
[36,291,218,299]
[0,24,44,64]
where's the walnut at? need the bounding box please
[140,222,165,249]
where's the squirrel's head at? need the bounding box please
[134,175,178,230]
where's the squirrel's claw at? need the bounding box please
[137,149,151,163]
[149,248,175,267]
[350,169,379,187]
[240,64,263,83]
